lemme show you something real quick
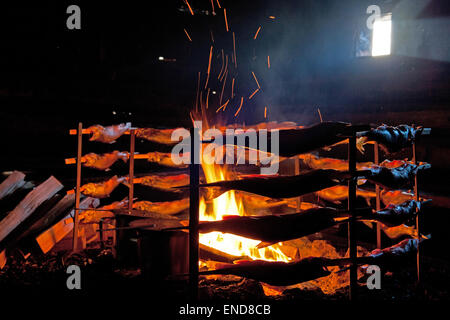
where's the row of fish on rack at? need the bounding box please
[74,121,430,285]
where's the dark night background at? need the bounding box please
[1,0,450,173]
[0,0,450,300]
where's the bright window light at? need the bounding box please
[372,14,392,56]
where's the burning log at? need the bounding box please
[88,123,131,143]
[199,257,331,286]
[358,162,431,190]
[359,124,424,153]
[199,169,349,200]
[198,207,352,247]
[0,176,63,247]
[132,198,190,215]
[79,175,126,198]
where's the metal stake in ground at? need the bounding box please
[189,127,200,300]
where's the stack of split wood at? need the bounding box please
[0,171,100,269]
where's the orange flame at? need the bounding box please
[199,160,291,262]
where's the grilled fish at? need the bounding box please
[135,127,184,145]
[316,185,376,205]
[358,162,431,190]
[88,123,131,143]
[80,198,129,223]
[146,152,189,168]
[132,198,189,215]
[359,124,424,153]
[200,169,350,200]
[80,175,126,198]
[133,174,189,191]
[298,154,373,171]
[81,151,128,170]
[381,190,416,206]
[362,200,430,227]
[199,257,331,286]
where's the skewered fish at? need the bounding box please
[81,151,129,170]
[198,207,350,246]
[227,121,367,157]
[88,123,131,143]
[218,121,299,132]
[199,169,350,200]
[361,238,424,267]
[133,174,189,191]
[80,198,129,223]
[80,175,126,198]
[359,124,424,153]
[135,128,184,145]
[132,198,189,215]
[199,257,331,286]
[362,200,430,227]
[316,185,376,205]
[298,154,373,171]
[146,152,189,168]
[359,162,431,190]
[238,192,295,211]
[381,190,416,206]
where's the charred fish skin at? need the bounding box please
[368,200,428,227]
[203,257,331,286]
[201,169,348,199]
[88,123,131,144]
[198,207,342,243]
[364,238,422,268]
[361,124,424,153]
[222,121,356,157]
[360,162,431,190]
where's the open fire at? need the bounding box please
[199,161,291,262]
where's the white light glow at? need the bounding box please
[158,56,164,61]
[372,14,392,56]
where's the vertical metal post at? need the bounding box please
[128,128,135,212]
[189,127,200,300]
[73,122,83,252]
[412,142,421,282]
[99,219,105,249]
[295,157,302,211]
[374,142,382,249]
[348,134,358,300]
